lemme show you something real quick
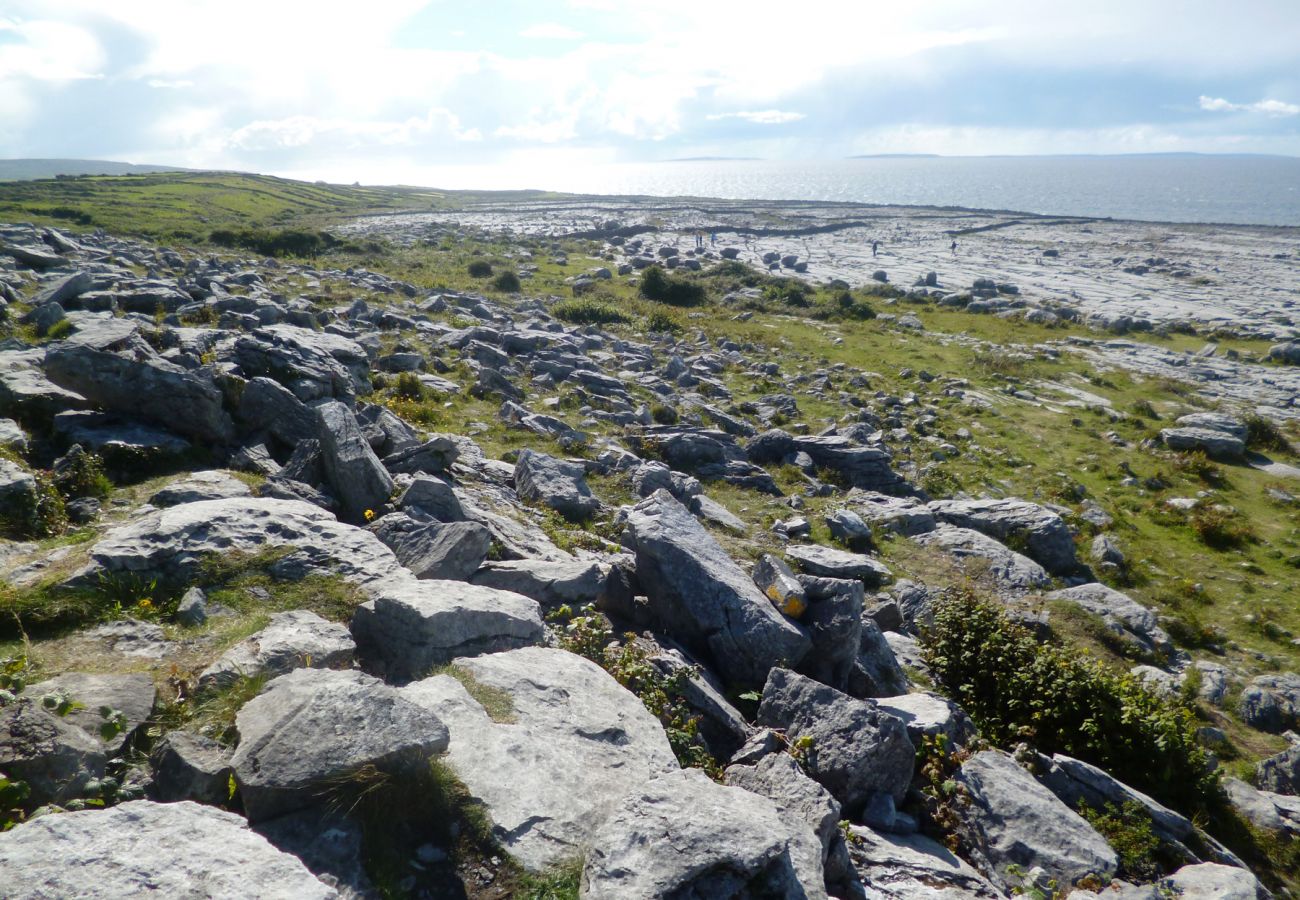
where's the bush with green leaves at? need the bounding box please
[921,589,1218,813]
[467,260,493,277]
[552,299,630,326]
[638,265,706,307]
[392,371,426,401]
[53,448,113,500]
[492,270,522,292]
[209,228,333,257]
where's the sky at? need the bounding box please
[0,0,1298,186]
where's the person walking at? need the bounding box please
[871,240,879,258]
[950,239,958,255]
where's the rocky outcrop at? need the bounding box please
[581,768,827,899]
[624,490,810,685]
[952,750,1117,892]
[928,498,1076,575]
[230,668,449,822]
[0,800,338,899]
[401,647,678,871]
[756,667,914,812]
[198,610,355,690]
[44,343,234,443]
[350,579,544,680]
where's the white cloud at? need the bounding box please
[228,109,481,152]
[1199,95,1300,116]
[0,18,105,80]
[519,23,585,40]
[707,110,806,125]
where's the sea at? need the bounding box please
[403,155,1300,227]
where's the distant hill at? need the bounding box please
[0,159,190,181]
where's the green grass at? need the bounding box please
[432,664,518,723]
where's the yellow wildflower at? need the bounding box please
[364,509,376,521]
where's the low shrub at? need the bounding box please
[555,609,720,776]
[53,449,112,500]
[639,266,706,307]
[1189,504,1254,549]
[921,589,1219,813]
[649,402,679,425]
[492,270,521,292]
[1245,414,1293,454]
[552,299,630,326]
[467,260,493,278]
[1077,800,1165,882]
[209,228,333,258]
[645,310,683,334]
[392,372,426,401]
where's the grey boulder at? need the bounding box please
[786,543,892,587]
[624,490,810,686]
[756,667,914,811]
[1257,743,1300,795]
[1161,426,1245,460]
[875,691,977,749]
[0,698,106,806]
[87,497,401,592]
[1240,672,1300,732]
[470,558,607,608]
[1045,583,1170,656]
[314,400,395,522]
[25,672,156,755]
[513,448,600,521]
[581,768,827,900]
[928,498,1076,575]
[147,469,252,507]
[43,343,233,443]
[230,667,449,822]
[952,750,1117,892]
[149,730,234,804]
[401,647,678,871]
[846,826,1004,899]
[370,513,491,581]
[1162,862,1268,900]
[0,800,337,899]
[198,610,355,691]
[913,525,1050,592]
[351,579,544,681]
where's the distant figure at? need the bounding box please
[710,231,717,246]
[950,240,958,255]
[871,240,879,258]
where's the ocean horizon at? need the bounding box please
[367,155,1300,228]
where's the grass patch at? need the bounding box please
[433,664,518,724]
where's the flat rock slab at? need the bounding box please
[513,448,600,521]
[147,470,252,507]
[846,826,1003,899]
[26,672,156,755]
[351,579,543,681]
[624,489,810,686]
[470,558,607,608]
[401,647,678,871]
[0,800,337,899]
[786,544,892,586]
[43,343,233,444]
[913,524,1050,592]
[953,750,1117,892]
[88,497,402,591]
[581,768,827,900]
[928,498,1076,575]
[199,610,355,691]
[875,691,977,749]
[230,667,449,822]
